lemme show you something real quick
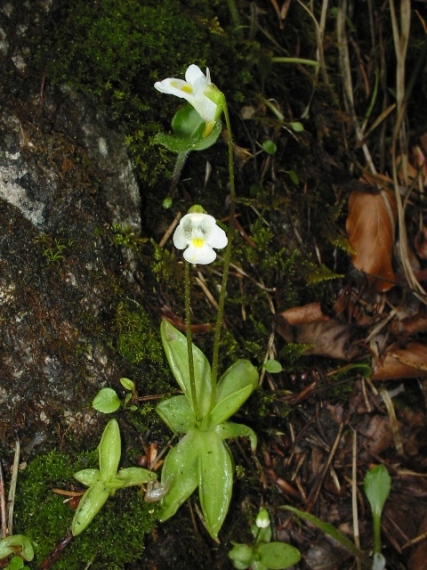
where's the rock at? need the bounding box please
[0,0,143,449]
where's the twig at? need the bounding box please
[7,440,20,535]
[159,211,182,248]
[337,0,376,173]
[0,462,6,538]
[379,386,404,456]
[351,430,361,570]
[305,422,344,512]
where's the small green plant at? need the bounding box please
[111,224,147,249]
[284,463,392,569]
[229,508,301,569]
[92,378,137,413]
[72,418,156,536]
[364,464,391,570]
[0,535,34,569]
[37,236,72,264]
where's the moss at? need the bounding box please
[14,449,157,569]
[116,301,165,368]
[32,0,255,190]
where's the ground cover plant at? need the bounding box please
[1,0,427,568]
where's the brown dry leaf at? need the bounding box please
[346,186,397,292]
[371,342,427,380]
[275,304,361,361]
[390,306,427,335]
[276,302,330,326]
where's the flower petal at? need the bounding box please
[185,64,207,86]
[184,243,216,265]
[154,78,195,103]
[173,225,187,250]
[207,224,228,249]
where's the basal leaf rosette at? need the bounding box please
[156,321,258,539]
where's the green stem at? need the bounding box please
[184,261,199,420]
[169,151,189,196]
[210,103,236,410]
[372,513,382,555]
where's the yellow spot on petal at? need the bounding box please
[181,85,193,94]
[191,238,205,248]
[203,121,215,137]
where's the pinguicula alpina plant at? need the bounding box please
[153,64,260,540]
[228,508,301,569]
[72,419,157,536]
[91,64,261,540]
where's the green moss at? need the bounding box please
[33,0,255,190]
[14,450,156,569]
[116,301,165,367]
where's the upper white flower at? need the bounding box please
[173,212,228,265]
[154,65,224,136]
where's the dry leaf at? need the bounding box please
[275,304,361,361]
[371,342,427,380]
[276,302,330,326]
[346,186,397,292]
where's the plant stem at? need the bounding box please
[184,260,199,420]
[372,513,382,555]
[210,103,236,410]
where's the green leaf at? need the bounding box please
[155,105,222,153]
[216,360,259,401]
[263,360,283,373]
[364,464,391,554]
[364,464,391,518]
[262,140,277,155]
[290,121,304,132]
[154,132,197,153]
[257,542,301,569]
[73,468,100,487]
[98,419,121,481]
[120,377,135,391]
[161,320,212,417]
[156,395,196,433]
[7,556,25,570]
[204,360,258,428]
[72,480,110,536]
[284,506,371,566]
[0,536,34,562]
[172,105,222,151]
[215,421,257,451]
[287,170,299,185]
[228,543,253,568]
[92,387,121,413]
[198,430,234,540]
[115,467,157,487]
[159,429,200,522]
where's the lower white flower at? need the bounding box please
[173,212,227,265]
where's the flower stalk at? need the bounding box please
[209,102,236,410]
[184,260,199,421]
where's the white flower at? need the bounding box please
[154,65,224,136]
[255,508,270,529]
[173,212,227,265]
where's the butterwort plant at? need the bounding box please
[228,508,301,569]
[153,66,259,540]
[72,419,156,536]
